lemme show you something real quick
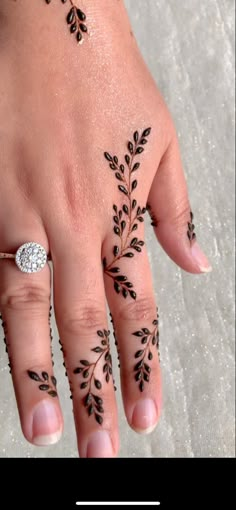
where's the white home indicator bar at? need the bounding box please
[76,503,160,506]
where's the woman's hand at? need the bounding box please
[0,0,211,457]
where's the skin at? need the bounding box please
[0,0,211,457]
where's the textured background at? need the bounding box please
[0,0,235,457]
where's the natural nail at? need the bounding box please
[32,400,62,446]
[86,431,114,458]
[191,242,212,273]
[132,398,157,434]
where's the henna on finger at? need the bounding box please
[58,337,74,401]
[103,128,152,300]
[26,304,57,398]
[132,309,160,392]
[29,306,57,394]
[146,203,158,228]
[0,314,13,374]
[27,370,58,397]
[73,329,115,425]
[48,305,54,366]
[45,0,88,44]
[187,210,196,243]
[109,311,120,369]
[1,307,57,389]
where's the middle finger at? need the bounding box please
[51,235,119,458]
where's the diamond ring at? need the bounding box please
[0,242,51,273]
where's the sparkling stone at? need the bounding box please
[15,242,47,273]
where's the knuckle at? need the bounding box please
[0,286,50,312]
[60,302,107,335]
[118,296,156,322]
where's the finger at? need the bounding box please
[102,125,161,434]
[51,234,119,458]
[147,131,212,274]
[0,231,63,447]
[103,234,162,435]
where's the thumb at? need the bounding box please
[147,132,212,274]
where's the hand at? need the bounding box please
[0,0,211,457]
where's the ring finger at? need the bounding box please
[0,219,63,446]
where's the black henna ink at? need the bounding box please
[109,312,120,373]
[0,314,13,374]
[45,0,88,44]
[132,310,160,392]
[187,211,196,243]
[48,305,55,366]
[146,203,158,228]
[73,329,115,425]
[58,337,75,400]
[27,370,58,397]
[1,310,54,375]
[103,128,152,300]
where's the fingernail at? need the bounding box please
[132,398,157,434]
[32,400,62,446]
[86,431,114,458]
[191,242,212,273]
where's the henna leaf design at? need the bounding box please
[73,329,115,425]
[27,370,58,397]
[104,128,151,299]
[187,211,196,242]
[45,0,87,44]
[146,203,158,228]
[132,311,160,392]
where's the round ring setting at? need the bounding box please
[15,242,48,273]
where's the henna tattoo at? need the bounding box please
[146,203,158,228]
[58,338,75,401]
[109,312,120,370]
[45,0,88,44]
[103,128,151,300]
[27,370,58,397]
[132,311,159,392]
[48,305,55,366]
[187,211,196,243]
[73,329,114,425]
[0,314,13,374]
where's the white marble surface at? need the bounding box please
[0,0,234,457]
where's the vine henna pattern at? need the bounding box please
[45,0,88,43]
[27,370,58,398]
[132,310,160,392]
[73,329,115,425]
[103,127,152,300]
[147,203,195,244]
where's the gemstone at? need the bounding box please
[15,242,47,273]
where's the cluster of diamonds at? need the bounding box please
[15,242,47,273]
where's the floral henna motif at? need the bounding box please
[73,329,114,425]
[27,370,58,397]
[187,211,196,243]
[132,311,160,392]
[103,128,152,300]
[45,0,88,44]
[146,203,158,228]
